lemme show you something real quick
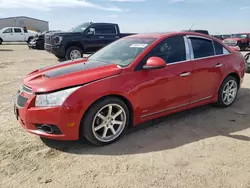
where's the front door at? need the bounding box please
[188,36,227,102]
[2,28,14,41]
[134,35,192,117]
[84,24,118,52]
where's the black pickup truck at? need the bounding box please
[44,22,136,60]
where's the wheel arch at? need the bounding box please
[65,41,84,52]
[226,72,241,88]
[79,94,134,138]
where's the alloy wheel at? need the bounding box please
[92,104,127,143]
[222,80,238,105]
[70,50,81,60]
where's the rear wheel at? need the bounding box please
[215,76,239,108]
[81,97,129,146]
[65,46,83,60]
[0,38,3,45]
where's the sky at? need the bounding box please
[0,0,250,35]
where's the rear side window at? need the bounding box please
[14,28,22,33]
[146,35,186,64]
[214,40,230,55]
[93,24,116,35]
[190,37,214,59]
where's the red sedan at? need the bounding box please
[14,32,246,145]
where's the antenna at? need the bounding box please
[189,23,195,31]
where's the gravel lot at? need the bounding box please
[1,44,250,188]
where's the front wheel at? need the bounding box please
[65,46,83,60]
[0,38,3,45]
[244,53,250,73]
[215,76,239,108]
[81,97,129,146]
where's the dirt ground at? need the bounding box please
[0,44,250,188]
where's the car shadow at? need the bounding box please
[0,49,13,51]
[42,88,250,155]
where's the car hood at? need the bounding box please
[224,38,244,41]
[50,32,81,37]
[23,59,122,93]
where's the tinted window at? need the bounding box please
[3,28,13,33]
[93,25,116,35]
[145,35,186,64]
[14,28,22,33]
[190,37,214,59]
[214,41,223,55]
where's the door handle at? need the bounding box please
[180,72,191,77]
[99,36,104,39]
[215,63,223,68]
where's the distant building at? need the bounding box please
[0,16,49,32]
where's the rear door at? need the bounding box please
[188,35,230,102]
[13,28,25,41]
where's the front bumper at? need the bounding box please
[44,43,66,58]
[14,89,81,140]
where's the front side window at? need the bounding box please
[3,28,13,33]
[190,37,214,59]
[14,28,22,33]
[90,25,116,35]
[88,37,156,67]
[143,35,187,64]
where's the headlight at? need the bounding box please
[35,86,80,107]
[53,36,63,44]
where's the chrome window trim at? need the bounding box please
[141,96,213,118]
[186,35,212,41]
[183,36,191,61]
[187,34,232,60]
[212,40,216,55]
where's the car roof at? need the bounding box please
[125,31,213,39]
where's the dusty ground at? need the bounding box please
[0,44,250,188]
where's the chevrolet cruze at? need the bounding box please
[14,32,246,145]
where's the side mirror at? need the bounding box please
[143,57,167,70]
[87,28,95,35]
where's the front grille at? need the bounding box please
[45,35,52,45]
[16,94,28,108]
[224,40,237,46]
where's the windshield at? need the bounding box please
[88,37,157,67]
[70,22,91,32]
[231,34,247,38]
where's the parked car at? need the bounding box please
[44,22,137,60]
[0,27,38,44]
[223,33,250,51]
[244,52,250,73]
[14,32,246,146]
[28,30,61,50]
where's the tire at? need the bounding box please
[81,97,129,146]
[215,76,239,108]
[65,46,83,60]
[246,63,250,73]
[27,37,33,43]
[0,38,2,45]
[244,53,250,73]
